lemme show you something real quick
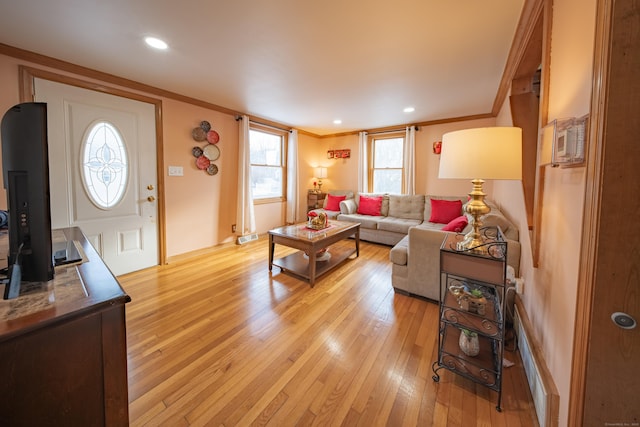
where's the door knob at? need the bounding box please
[147,185,154,190]
[147,196,156,202]
[611,312,637,330]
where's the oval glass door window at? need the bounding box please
[81,121,128,209]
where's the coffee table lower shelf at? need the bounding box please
[272,243,357,285]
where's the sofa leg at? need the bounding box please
[392,287,411,296]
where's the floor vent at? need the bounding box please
[236,233,259,245]
[513,301,560,427]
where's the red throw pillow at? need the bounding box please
[429,199,463,224]
[357,195,383,216]
[325,194,346,211]
[442,215,468,232]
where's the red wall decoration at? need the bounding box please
[327,149,351,159]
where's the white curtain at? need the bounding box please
[236,115,256,235]
[358,131,368,193]
[285,129,299,224]
[404,126,416,195]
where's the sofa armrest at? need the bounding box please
[408,227,450,263]
[404,227,451,301]
[405,228,521,301]
[340,199,357,214]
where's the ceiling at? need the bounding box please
[0,0,524,136]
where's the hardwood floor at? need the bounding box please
[120,237,539,426]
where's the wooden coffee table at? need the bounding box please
[268,220,360,286]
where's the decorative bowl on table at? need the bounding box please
[303,247,331,262]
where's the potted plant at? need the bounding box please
[460,288,488,315]
[459,328,480,357]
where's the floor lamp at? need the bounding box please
[438,127,522,252]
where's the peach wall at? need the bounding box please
[493,0,597,424]
[162,99,239,256]
[307,135,359,193]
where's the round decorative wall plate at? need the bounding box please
[192,127,206,142]
[192,146,204,157]
[195,155,210,170]
[206,164,219,175]
[200,120,211,132]
[206,130,220,144]
[203,144,220,161]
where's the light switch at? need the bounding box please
[168,166,183,176]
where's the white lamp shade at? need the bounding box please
[315,167,328,179]
[438,127,522,180]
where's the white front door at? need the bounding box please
[34,78,159,276]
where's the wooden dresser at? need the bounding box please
[0,227,131,426]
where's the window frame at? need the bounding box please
[80,120,129,210]
[249,123,288,204]
[367,132,406,194]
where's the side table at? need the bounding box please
[307,190,326,211]
[432,226,508,411]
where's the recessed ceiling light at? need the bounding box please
[403,107,415,113]
[144,37,168,50]
[333,119,342,125]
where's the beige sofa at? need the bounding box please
[336,193,426,245]
[312,192,521,302]
[310,192,425,245]
[389,196,521,301]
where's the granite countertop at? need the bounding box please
[0,227,129,339]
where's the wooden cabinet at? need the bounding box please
[307,191,326,212]
[0,227,131,426]
[432,227,507,411]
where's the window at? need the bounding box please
[81,121,128,209]
[370,135,404,194]
[249,126,287,201]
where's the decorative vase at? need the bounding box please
[459,330,480,357]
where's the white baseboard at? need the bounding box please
[513,299,560,427]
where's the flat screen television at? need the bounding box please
[1,102,53,299]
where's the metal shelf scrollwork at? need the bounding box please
[433,227,508,412]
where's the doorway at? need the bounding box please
[34,78,160,275]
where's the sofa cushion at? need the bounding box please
[325,194,346,211]
[429,199,463,224]
[357,193,389,216]
[323,190,354,208]
[442,215,468,232]
[378,217,423,234]
[424,196,467,222]
[336,213,381,230]
[388,194,425,221]
[416,221,446,231]
[357,195,383,216]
